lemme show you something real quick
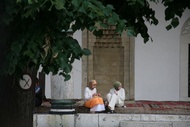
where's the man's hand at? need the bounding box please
[92,93,98,97]
[92,93,101,97]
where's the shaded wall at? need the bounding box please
[135,2,190,101]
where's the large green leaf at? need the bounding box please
[82,48,91,56]
[136,0,145,6]
[71,0,82,7]
[54,0,65,10]
[166,24,172,30]
[64,66,71,74]
[108,13,119,24]
[127,28,136,36]
[64,74,71,81]
[171,17,179,28]
[93,29,103,37]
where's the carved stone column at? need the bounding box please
[51,28,74,100]
[51,71,74,99]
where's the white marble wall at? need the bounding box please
[33,114,74,127]
[135,2,190,101]
[33,114,190,127]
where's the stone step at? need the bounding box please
[34,114,190,127]
[119,121,190,127]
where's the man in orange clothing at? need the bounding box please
[84,80,105,113]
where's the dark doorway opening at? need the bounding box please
[188,44,190,97]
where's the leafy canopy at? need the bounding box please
[0,0,189,81]
[0,0,126,81]
[101,0,190,42]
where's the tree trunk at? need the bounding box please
[0,75,35,127]
[0,5,35,126]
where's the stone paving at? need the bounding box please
[122,101,190,115]
[34,100,190,127]
[75,100,190,115]
[35,100,190,115]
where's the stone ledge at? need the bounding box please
[34,114,190,127]
[35,100,190,115]
[119,121,190,127]
[120,121,172,127]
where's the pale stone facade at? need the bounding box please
[82,26,134,100]
[43,3,190,102]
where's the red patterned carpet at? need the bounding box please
[127,101,190,109]
[118,101,190,114]
[36,100,190,115]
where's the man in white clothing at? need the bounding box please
[106,81,125,113]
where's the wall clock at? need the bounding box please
[19,74,32,90]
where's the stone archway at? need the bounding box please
[82,27,134,100]
[180,17,190,101]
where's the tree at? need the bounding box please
[0,0,126,127]
[0,0,189,127]
[101,0,190,42]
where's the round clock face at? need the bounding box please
[19,74,32,90]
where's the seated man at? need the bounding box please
[84,79,105,113]
[35,78,42,107]
[35,77,51,107]
[106,81,125,113]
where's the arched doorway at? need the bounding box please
[180,17,190,101]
